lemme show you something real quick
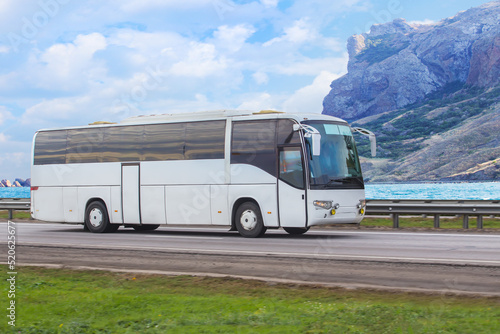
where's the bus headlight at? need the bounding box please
[357,199,366,215]
[356,200,366,208]
[313,200,332,210]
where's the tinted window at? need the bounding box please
[279,147,304,189]
[185,121,225,160]
[143,123,185,161]
[231,120,277,176]
[66,128,104,163]
[34,120,227,165]
[102,126,143,162]
[277,119,301,145]
[34,130,67,165]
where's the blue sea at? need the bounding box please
[365,182,500,200]
[1,182,499,200]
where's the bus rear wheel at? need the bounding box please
[84,201,117,233]
[133,225,160,231]
[235,202,267,238]
[283,227,310,235]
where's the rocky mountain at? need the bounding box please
[0,178,31,187]
[323,1,500,182]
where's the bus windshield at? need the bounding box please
[303,121,364,189]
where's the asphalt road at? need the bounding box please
[2,222,500,296]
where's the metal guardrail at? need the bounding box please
[366,199,500,229]
[0,198,30,219]
[1,198,499,229]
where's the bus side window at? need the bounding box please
[279,147,304,189]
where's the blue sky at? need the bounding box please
[0,0,491,180]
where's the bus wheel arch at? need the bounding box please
[84,199,118,233]
[232,199,267,238]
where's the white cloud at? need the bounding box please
[261,0,279,8]
[170,42,227,77]
[0,45,9,53]
[252,71,269,85]
[0,150,31,180]
[0,107,13,125]
[213,24,256,53]
[283,71,341,113]
[118,0,214,12]
[237,93,278,111]
[22,97,84,125]
[264,18,312,46]
[0,133,8,142]
[273,54,349,76]
[29,33,107,90]
[263,17,343,52]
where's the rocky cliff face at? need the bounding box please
[322,1,500,182]
[323,1,500,121]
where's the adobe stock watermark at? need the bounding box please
[354,0,403,35]
[7,0,72,53]
[212,0,236,21]
[111,63,169,120]
[6,221,17,327]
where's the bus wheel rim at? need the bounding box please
[240,210,257,231]
[89,208,103,228]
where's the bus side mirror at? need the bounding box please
[294,124,321,156]
[308,132,321,156]
[352,127,376,157]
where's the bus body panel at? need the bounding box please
[31,163,120,187]
[62,187,79,222]
[165,185,212,225]
[230,164,276,184]
[228,184,279,228]
[140,160,225,186]
[278,180,307,228]
[140,186,166,225]
[110,186,122,224]
[307,189,365,226]
[32,187,64,222]
[210,184,230,226]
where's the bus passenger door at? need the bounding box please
[122,163,141,224]
[278,146,307,228]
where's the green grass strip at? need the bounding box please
[1,266,499,333]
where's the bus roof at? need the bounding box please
[36,110,347,132]
[119,110,347,125]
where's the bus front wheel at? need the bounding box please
[84,201,117,233]
[235,202,267,238]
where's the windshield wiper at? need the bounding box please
[325,177,350,187]
[324,177,363,188]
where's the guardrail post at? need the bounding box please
[433,215,440,228]
[477,215,483,229]
[463,215,469,229]
[392,214,399,228]
[8,209,13,220]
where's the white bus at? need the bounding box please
[31,110,375,237]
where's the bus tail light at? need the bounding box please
[31,186,39,191]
